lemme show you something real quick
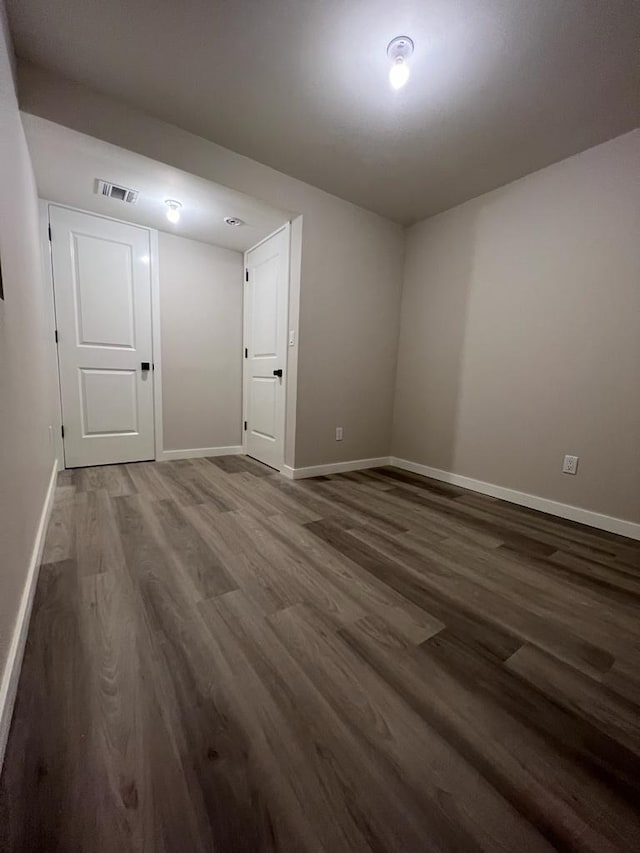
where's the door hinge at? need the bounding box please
[244,420,247,431]
[245,269,249,282]
[48,224,52,242]
[61,425,65,438]
[54,329,58,343]
[244,347,248,358]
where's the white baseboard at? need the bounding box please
[0,458,58,771]
[157,445,243,462]
[281,456,392,480]
[390,457,640,541]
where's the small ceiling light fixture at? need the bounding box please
[165,199,182,224]
[387,36,414,90]
[224,216,245,227]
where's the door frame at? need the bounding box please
[41,200,163,467]
[242,222,291,472]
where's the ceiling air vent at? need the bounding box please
[96,180,139,204]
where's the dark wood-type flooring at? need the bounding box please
[1,457,640,852]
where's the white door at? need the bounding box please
[50,205,155,468]
[243,225,289,470]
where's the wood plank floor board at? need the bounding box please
[1,459,639,852]
[201,591,466,853]
[0,559,93,851]
[313,481,413,536]
[275,475,430,539]
[376,467,470,499]
[348,522,617,676]
[173,461,235,512]
[123,462,177,502]
[454,491,638,559]
[347,479,505,548]
[506,644,640,757]
[269,603,555,853]
[424,629,640,808]
[387,484,560,558]
[232,510,367,625]
[548,548,640,601]
[41,483,76,564]
[397,530,640,652]
[265,513,445,645]
[197,592,403,853]
[242,477,324,526]
[143,498,238,601]
[393,480,639,568]
[377,470,631,560]
[262,476,365,522]
[340,620,640,853]
[183,503,304,616]
[305,517,526,663]
[604,657,640,709]
[75,488,128,578]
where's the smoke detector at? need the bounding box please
[96,180,139,204]
[224,217,244,227]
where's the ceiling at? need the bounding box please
[22,115,290,252]
[8,0,640,225]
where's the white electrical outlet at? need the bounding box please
[562,454,579,475]
[335,426,343,441]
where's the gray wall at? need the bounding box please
[393,130,640,522]
[0,3,58,750]
[158,232,243,452]
[18,61,405,469]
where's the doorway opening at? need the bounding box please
[242,224,291,471]
[34,119,297,472]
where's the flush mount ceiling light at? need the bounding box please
[224,217,245,226]
[387,36,414,90]
[165,199,182,223]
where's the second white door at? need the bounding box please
[50,205,155,468]
[243,225,289,470]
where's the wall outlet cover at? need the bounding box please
[335,426,343,441]
[562,454,579,475]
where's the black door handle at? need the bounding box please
[141,362,150,371]
[273,369,283,377]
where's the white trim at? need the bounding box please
[149,228,163,461]
[390,457,640,541]
[42,201,161,469]
[244,222,290,254]
[158,445,243,461]
[281,456,392,480]
[0,459,58,771]
[280,222,291,466]
[45,200,155,232]
[284,216,302,468]
[40,201,65,470]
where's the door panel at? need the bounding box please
[244,226,289,470]
[79,369,138,435]
[51,206,155,468]
[250,376,277,439]
[251,254,279,355]
[73,234,136,348]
